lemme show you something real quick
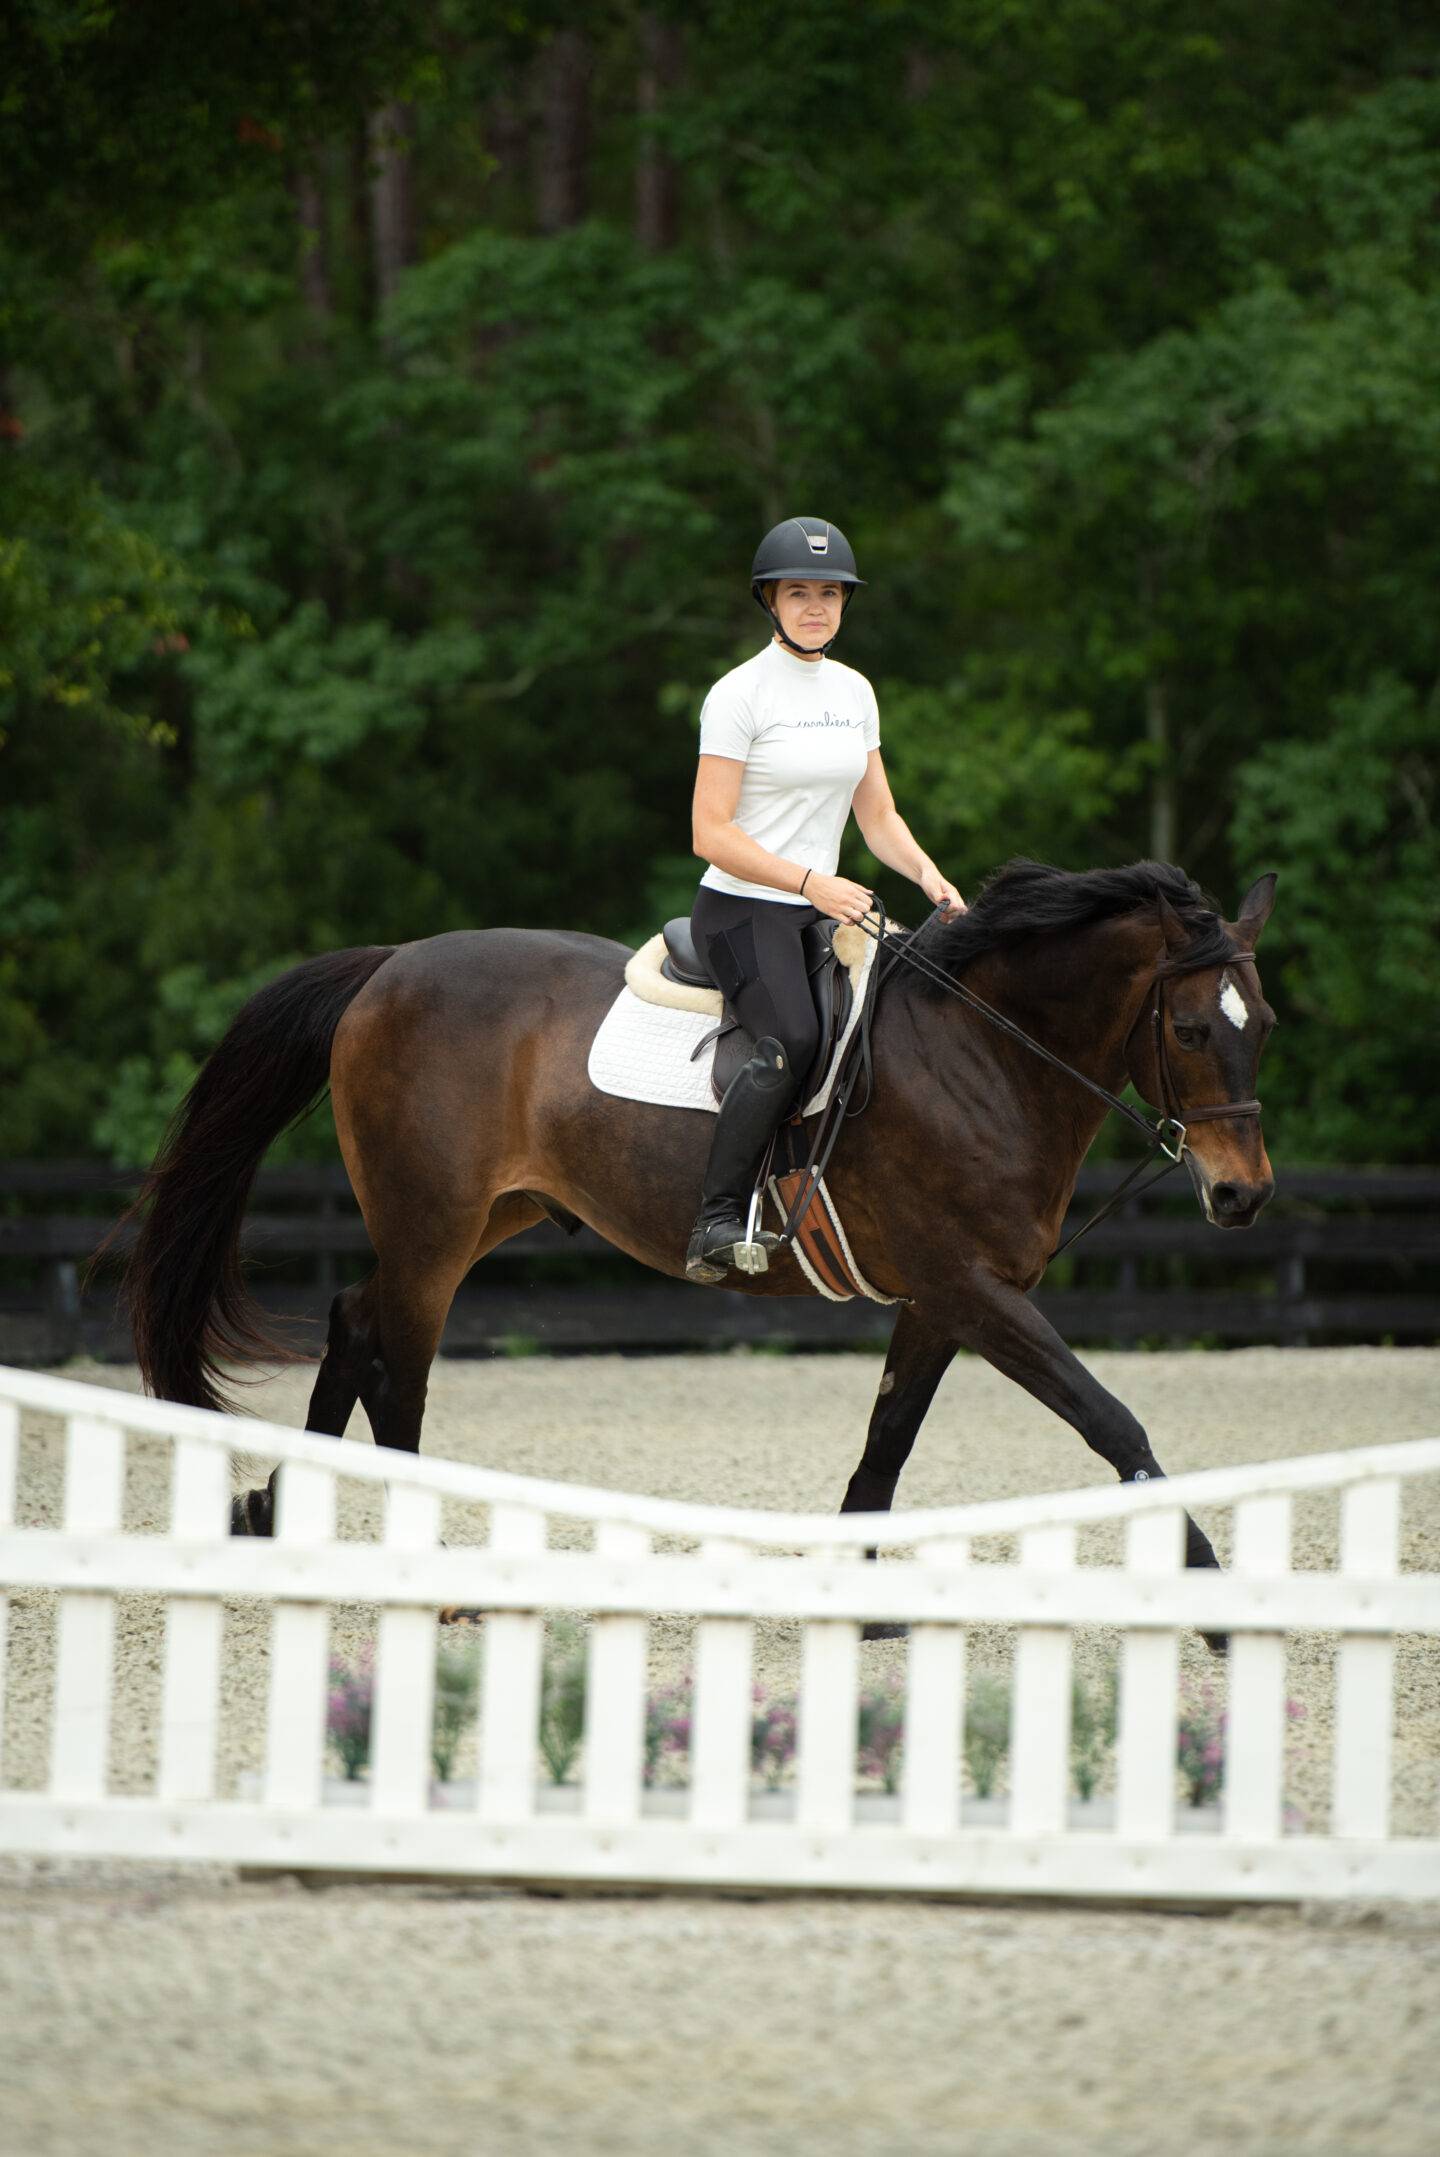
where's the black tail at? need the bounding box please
[106,946,394,1411]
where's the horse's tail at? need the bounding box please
[104,946,395,1411]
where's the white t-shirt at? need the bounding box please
[697,641,881,904]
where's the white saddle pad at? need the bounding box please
[587,921,882,1117]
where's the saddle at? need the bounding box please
[658,916,854,1103]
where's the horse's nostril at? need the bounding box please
[1212,1182,1241,1214]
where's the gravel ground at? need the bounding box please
[3,1345,1439,2155]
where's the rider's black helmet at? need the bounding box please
[750,516,864,654]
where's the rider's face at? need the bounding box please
[770,580,844,654]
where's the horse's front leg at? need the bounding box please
[840,1304,958,1640]
[840,1303,958,1517]
[950,1262,1221,1576]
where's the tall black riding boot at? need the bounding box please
[685,1036,794,1284]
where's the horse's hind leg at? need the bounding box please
[231,1195,544,1537]
[231,1273,384,1535]
[363,1193,546,1454]
[306,1272,381,1436]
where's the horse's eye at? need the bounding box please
[1173,1021,1210,1050]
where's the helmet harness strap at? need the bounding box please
[763,584,854,658]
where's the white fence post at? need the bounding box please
[796,1552,861,1834]
[263,1461,336,1810]
[157,1436,229,1803]
[51,1417,126,1801]
[583,1523,650,1826]
[1009,1524,1076,1833]
[902,1537,969,1835]
[1115,1507,1184,1838]
[1225,1492,1291,1842]
[689,1539,754,1832]
[0,1400,18,1788]
[1332,1478,1400,1840]
[370,1483,443,1815]
[478,1503,547,1824]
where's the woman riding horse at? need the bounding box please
[113,538,1277,1589]
[685,516,965,1282]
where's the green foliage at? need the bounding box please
[1070,1668,1119,1801]
[538,1617,588,1784]
[431,1638,481,1784]
[964,1672,1011,1799]
[1232,675,1440,1160]
[2,4,1435,1164]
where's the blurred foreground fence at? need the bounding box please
[1,1365,1437,1903]
[1,1160,1437,1364]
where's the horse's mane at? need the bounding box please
[899,858,1237,989]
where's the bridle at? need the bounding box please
[843,904,1264,1260]
[1147,944,1263,1145]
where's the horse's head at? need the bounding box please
[1127,873,1278,1229]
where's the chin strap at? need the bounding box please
[765,588,854,657]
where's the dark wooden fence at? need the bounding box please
[1,1159,1437,1365]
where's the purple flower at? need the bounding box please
[644,1676,694,1786]
[326,1647,375,1781]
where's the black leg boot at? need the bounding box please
[685,1036,794,1284]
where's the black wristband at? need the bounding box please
[799,869,812,897]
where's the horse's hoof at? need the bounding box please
[1202,1630,1230,1658]
[438,1607,486,1628]
[229,1489,272,1538]
[861,1621,909,1643]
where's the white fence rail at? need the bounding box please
[1,1365,1438,1905]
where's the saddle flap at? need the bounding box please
[710,942,852,1106]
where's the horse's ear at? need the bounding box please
[1233,872,1278,948]
[1155,891,1189,957]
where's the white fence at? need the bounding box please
[1,1364,1438,1905]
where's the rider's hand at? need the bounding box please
[921,868,966,919]
[806,873,877,926]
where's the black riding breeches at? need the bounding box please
[690,886,824,1111]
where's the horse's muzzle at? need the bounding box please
[1186,1152,1274,1229]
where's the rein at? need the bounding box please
[843,904,1262,1262]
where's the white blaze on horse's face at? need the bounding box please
[1219,974,1249,1031]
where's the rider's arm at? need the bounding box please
[853,750,967,913]
[852,751,937,884]
[692,756,808,894]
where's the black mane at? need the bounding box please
[901,858,1237,987]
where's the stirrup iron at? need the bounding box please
[730,1185,771,1274]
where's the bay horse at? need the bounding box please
[117,858,1277,1576]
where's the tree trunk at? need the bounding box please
[290,162,333,322]
[1145,677,1177,863]
[347,127,373,324]
[369,101,418,312]
[635,15,683,252]
[904,48,936,101]
[483,89,529,211]
[1139,556,1177,862]
[534,30,591,233]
